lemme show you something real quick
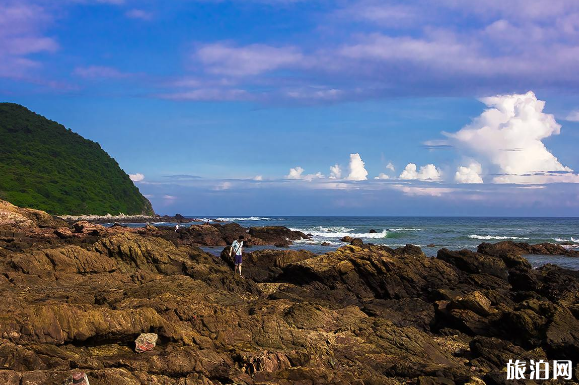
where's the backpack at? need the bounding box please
[232,240,243,255]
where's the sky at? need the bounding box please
[1,0,579,216]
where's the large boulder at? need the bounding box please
[280,244,460,302]
[185,224,227,246]
[226,249,316,282]
[248,226,307,244]
[437,248,508,280]
[478,241,579,259]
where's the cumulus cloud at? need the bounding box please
[329,164,342,179]
[455,162,484,184]
[399,163,442,181]
[374,173,390,180]
[129,173,145,182]
[386,162,395,172]
[303,172,324,181]
[286,167,323,181]
[448,91,579,183]
[196,43,303,76]
[346,153,368,181]
[286,167,304,179]
[253,175,263,181]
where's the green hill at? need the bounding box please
[0,103,154,215]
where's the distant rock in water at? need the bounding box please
[0,103,153,215]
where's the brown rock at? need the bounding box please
[72,221,106,235]
[350,238,364,246]
[0,199,67,229]
[54,227,74,239]
[248,226,307,244]
[454,291,493,316]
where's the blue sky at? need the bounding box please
[2,0,579,215]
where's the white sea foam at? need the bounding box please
[291,226,388,239]
[213,217,271,221]
[554,237,579,243]
[388,228,423,232]
[291,226,355,233]
[468,235,529,240]
[293,239,344,246]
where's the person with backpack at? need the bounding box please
[229,235,244,276]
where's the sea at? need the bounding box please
[142,216,579,270]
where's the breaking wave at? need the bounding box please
[212,217,272,222]
[387,228,423,232]
[291,226,388,239]
[554,237,579,243]
[468,235,530,240]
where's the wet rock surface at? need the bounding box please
[1,201,579,384]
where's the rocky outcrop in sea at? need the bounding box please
[0,200,578,384]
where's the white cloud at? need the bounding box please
[126,9,153,21]
[286,167,323,181]
[455,162,484,184]
[374,173,390,180]
[399,163,442,181]
[196,43,303,76]
[303,172,324,181]
[566,110,579,122]
[329,164,342,179]
[286,88,343,101]
[158,88,249,101]
[214,182,232,191]
[386,162,395,172]
[286,167,304,179]
[0,3,58,79]
[129,173,145,182]
[394,185,454,197]
[73,65,129,79]
[254,175,263,181]
[448,91,579,183]
[346,153,368,181]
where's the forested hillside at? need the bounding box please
[0,103,154,215]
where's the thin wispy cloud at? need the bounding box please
[195,43,304,76]
[0,2,58,79]
[125,9,153,20]
[566,110,579,122]
[73,65,130,79]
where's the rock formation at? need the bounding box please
[0,200,578,384]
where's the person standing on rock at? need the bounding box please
[229,235,244,276]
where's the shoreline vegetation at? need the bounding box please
[1,199,579,384]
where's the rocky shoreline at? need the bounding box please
[58,213,198,224]
[1,199,579,384]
